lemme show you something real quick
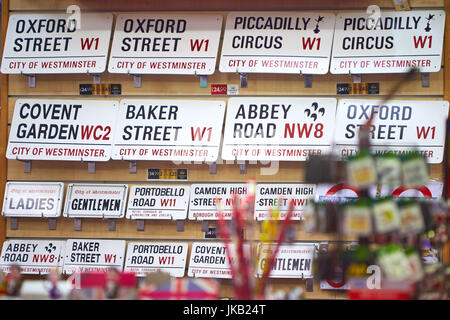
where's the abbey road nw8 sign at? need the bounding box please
[0,239,65,274]
[109,14,222,75]
[219,12,335,74]
[255,184,316,220]
[330,10,446,74]
[126,185,190,220]
[63,239,126,274]
[188,184,247,220]
[334,100,449,164]
[2,181,64,218]
[1,13,113,74]
[7,99,118,162]
[124,242,188,277]
[188,242,250,279]
[221,97,337,161]
[112,100,225,162]
[256,243,315,278]
[63,184,128,219]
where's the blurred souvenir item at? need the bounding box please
[401,153,429,188]
[346,151,377,189]
[0,269,6,295]
[104,268,120,299]
[139,277,219,300]
[372,198,401,234]
[342,199,372,237]
[304,155,341,183]
[397,200,425,235]
[376,244,412,282]
[375,153,402,186]
[5,265,23,297]
[47,268,62,299]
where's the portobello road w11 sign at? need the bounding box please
[334,99,449,164]
[330,10,446,74]
[126,185,190,220]
[124,242,188,277]
[7,99,118,162]
[1,13,113,74]
[112,100,225,162]
[219,12,335,74]
[221,97,337,161]
[188,184,247,221]
[2,181,64,218]
[108,14,222,75]
[254,184,316,220]
[0,239,65,274]
[62,239,126,274]
[63,184,128,219]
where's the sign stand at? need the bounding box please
[351,73,362,83]
[239,161,247,174]
[129,160,137,174]
[48,218,57,230]
[16,158,32,173]
[239,73,248,88]
[197,74,208,88]
[10,217,18,230]
[21,72,36,88]
[130,73,142,88]
[303,74,312,88]
[74,218,82,231]
[87,162,96,174]
[176,220,185,232]
[89,73,101,84]
[201,221,209,232]
[421,72,430,88]
[305,278,314,292]
[137,219,145,231]
[209,162,217,174]
[108,219,116,231]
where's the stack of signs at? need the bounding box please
[108,14,223,75]
[334,100,449,164]
[254,184,316,220]
[111,100,225,162]
[219,12,335,74]
[1,13,113,74]
[330,10,446,74]
[0,239,65,274]
[221,98,337,161]
[63,184,128,219]
[124,242,188,277]
[2,181,64,218]
[188,184,247,220]
[126,185,190,220]
[256,243,315,278]
[188,242,249,279]
[62,239,126,274]
[7,99,118,161]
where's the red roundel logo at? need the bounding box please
[392,186,432,198]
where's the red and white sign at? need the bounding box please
[7,99,118,162]
[63,184,128,219]
[108,14,222,75]
[188,242,250,279]
[379,181,443,199]
[124,242,188,277]
[256,243,315,278]
[112,100,225,162]
[254,184,316,220]
[315,183,361,203]
[320,279,351,290]
[0,239,65,274]
[330,10,445,74]
[1,13,113,74]
[62,239,126,274]
[334,99,449,164]
[188,184,247,221]
[222,97,337,161]
[219,12,335,74]
[126,185,190,220]
[2,181,64,218]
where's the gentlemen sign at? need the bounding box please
[126,185,190,220]
[63,184,128,219]
[330,10,445,74]
[112,100,225,162]
[219,12,335,74]
[109,14,222,75]
[188,242,249,279]
[124,242,188,277]
[0,239,65,274]
[63,239,125,274]
[256,244,315,278]
[188,184,247,220]
[1,13,113,74]
[254,184,316,220]
[221,97,337,161]
[334,100,449,164]
[2,181,64,218]
[7,99,118,161]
